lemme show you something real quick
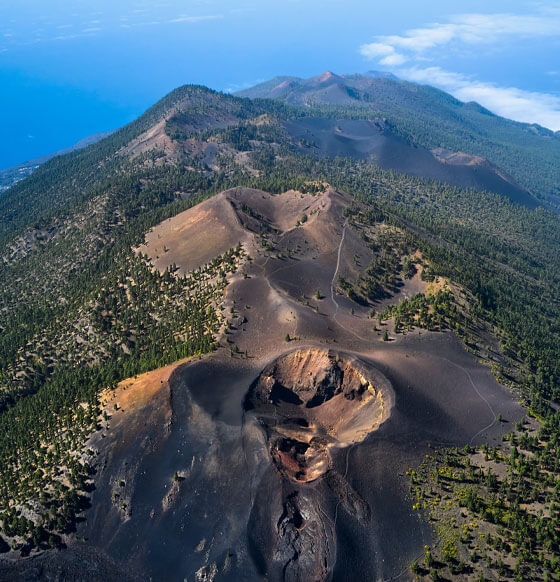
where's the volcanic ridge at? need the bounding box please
[29,186,521,582]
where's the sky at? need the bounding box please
[1,0,559,169]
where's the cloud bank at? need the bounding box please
[0,11,223,50]
[402,66,560,130]
[361,11,560,66]
[360,9,560,130]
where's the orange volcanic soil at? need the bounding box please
[99,359,189,412]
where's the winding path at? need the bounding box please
[330,220,371,343]
[330,219,347,317]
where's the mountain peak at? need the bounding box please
[310,71,340,84]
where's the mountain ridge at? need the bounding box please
[1,75,560,581]
[236,72,560,207]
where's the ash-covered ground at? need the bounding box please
[1,188,524,581]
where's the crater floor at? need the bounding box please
[245,348,393,483]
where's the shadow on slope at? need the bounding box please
[285,118,538,209]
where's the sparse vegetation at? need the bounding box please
[0,243,243,550]
[381,289,458,333]
[1,83,560,570]
[409,424,560,580]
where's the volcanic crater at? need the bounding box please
[9,186,525,582]
[244,348,393,483]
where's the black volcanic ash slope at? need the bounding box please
[45,186,523,582]
[283,117,536,208]
[0,80,560,581]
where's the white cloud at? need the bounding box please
[119,21,161,29]
[53,34,80,41]
[399,66,466,87]
[359,42,394,59]
[359,8,560,130]
[361,10,560,64]
[379,53,407,66]
[168,15,221,24]
[359,42,407,66]
[401,66,560,130]
[456,85,560,130]
[224,78,267,93]
[4,11,222,48]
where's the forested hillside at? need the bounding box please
[239,73,560,207]
[0,83,559,578]
[0,131,113,194]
